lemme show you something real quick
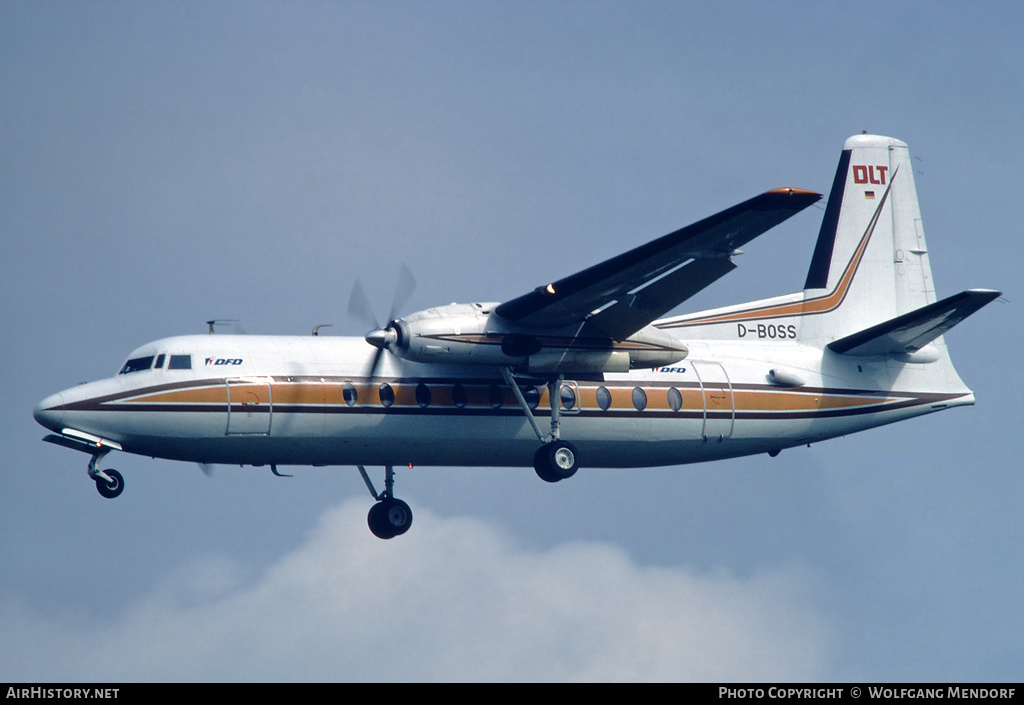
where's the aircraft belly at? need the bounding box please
[112,409,878,468]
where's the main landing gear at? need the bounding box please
[533,440,579,483]
[501,367,580,484]
[357,464,413,539]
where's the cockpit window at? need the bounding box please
[168,355,192,370]
[120,356,154,374]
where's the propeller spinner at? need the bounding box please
[347,264,416,378]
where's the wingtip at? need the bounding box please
[760,187,822,212]
[766,187,822,198]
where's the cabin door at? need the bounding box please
[691,361,734,441]
[226,378,273,436]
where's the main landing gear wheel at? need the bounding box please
[357,465,414,539]
[95,469,124,499]
[533,440,579,483]
[499,368,581,485]
[367,497,413,539]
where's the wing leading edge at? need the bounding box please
[494,188,822,340]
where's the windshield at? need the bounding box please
[119,356,154,374]
[168,355,192,369]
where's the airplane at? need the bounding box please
[33,134,1000,539]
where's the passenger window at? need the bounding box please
[596,386,612,411]
[120,356,154,374]
[488,384,504,409]
[168,355,192,370]
[379,383,395,408]
[560,385,576,411]
[523,386,540,410]
[452,383,468,409]
[416,383,431,408]
[343,382,358,407]
[668,387,683,412]
[632,387,647,411]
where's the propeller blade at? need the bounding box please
[388,263,417,322]
[365,345,386,380]
[347,280,379,331]
[349,263,417,380]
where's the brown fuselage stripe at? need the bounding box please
[55,376,964,421]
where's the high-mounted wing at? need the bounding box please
[494,188,821,340]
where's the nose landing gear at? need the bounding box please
[42,432,127,499]
[88,451,124,498]
[94,468,124,498]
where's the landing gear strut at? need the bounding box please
[357,465,413,539]
[501,367,580,483]
[88,450,124,499]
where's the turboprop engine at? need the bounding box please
[365,302,688,374]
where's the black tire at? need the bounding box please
[367,498,413,539]
[382,497,413,536]
[533,440,579,482]
[95,469,124,499]
[533,445,562,483]
[367,501,396,539]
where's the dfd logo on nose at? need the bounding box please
[853,165,888,185]
[205,358,243,366]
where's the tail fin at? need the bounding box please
[801,134,938,340]
[656,134,998,353]
[799,134,999,350]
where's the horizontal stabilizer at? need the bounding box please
[828,289,1000,356]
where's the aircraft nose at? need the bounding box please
[33,392,65,431]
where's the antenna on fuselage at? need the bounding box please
[312,324,333,336]
[206,319,239,335]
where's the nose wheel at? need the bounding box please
[94,468,124,498]
[86,449,124,498]
[358,465,414,539]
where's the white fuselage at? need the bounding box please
[33,135,988,473]
[33,332,974,470]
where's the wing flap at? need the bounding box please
[494,188,821,337]
[587,257,736,340]
[827,289,1001,356]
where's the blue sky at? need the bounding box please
[1,1,1021,681]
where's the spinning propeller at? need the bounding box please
[347,263,416,379]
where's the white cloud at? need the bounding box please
[2,500,831,682]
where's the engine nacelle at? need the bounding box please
[366,302,688,373]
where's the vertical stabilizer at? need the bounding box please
[800,134,937,341]
[655,134,995,361]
